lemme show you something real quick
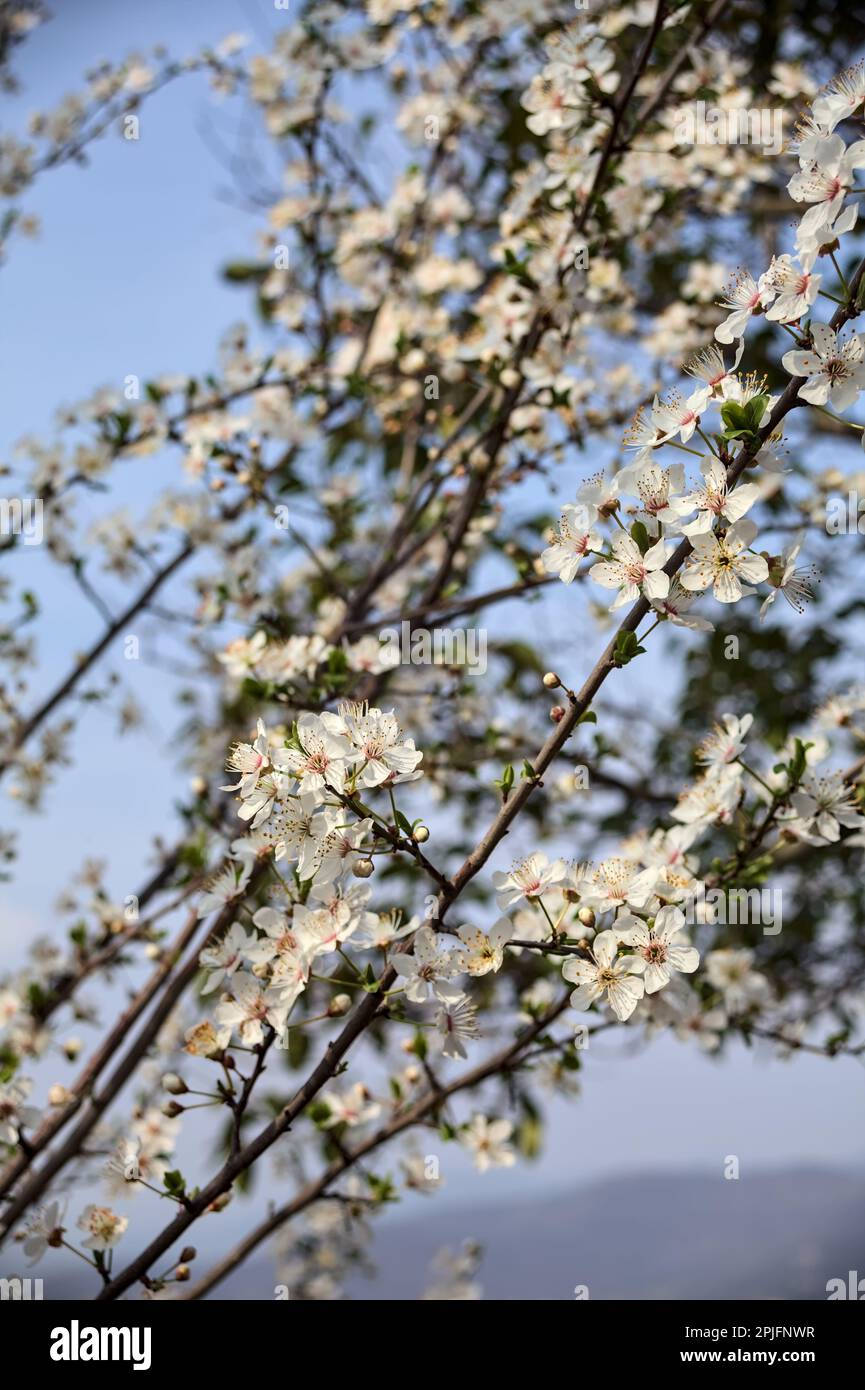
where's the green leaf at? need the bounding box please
[788,737,813,785]
[222,260,267,283]
[743,394,769,430]
[720,402,749,431]
[503,247,532,279]
[612,630,646,667]
[494,763,514,799]
[629,520,650,554]
[0,1042,19,1084]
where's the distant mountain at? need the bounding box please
[339,1167,865,1301]
[7,1167,863,1300]
[213,1165,865,1300]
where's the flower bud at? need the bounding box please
[179,1247,197,1263]
[412,825,430,843]
[162,1073,188,1095]
[542,672,561,689]
[62,1036,83,1061]
[353,857,375,879]
[208,1191,232,1213]
[550,705,566,723]
[161,1100,184,1118]
[175,1264,190,1282]
[48,1084,70,1107]
[577,906,596,929]
[328,993,352,1017]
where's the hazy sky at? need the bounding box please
[1,0,863,1282]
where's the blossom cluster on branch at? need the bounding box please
[1,0,864,1300]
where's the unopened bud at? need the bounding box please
[577,906,596,929]
[328,993,352,1017]
[208,1191,232,1213]
[542,672,560,689]
[179,1246,197,1263]
[162,1073,188,1095]
[175,1264,190,1282]
[47,1084,70,1107]
[62,1037,83,1061]
[161,1100,184,1118]
[412,825,430,843]
[550,705,566,723]
[353,857,375,879]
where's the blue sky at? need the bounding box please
[1,0,862,1282]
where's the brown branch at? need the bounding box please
[183,993,572,1300]
[88,52,859,1307]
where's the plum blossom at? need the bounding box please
[275,712,352,797]
[650,577,714,631]
[391,927,462,1004]
[322,1083,381,1129]
[617,906,700,994]
[493,852,566,909]
[575,857,659,913]
[763,251,820,324]
[714,270,775,344]
[781,323,865,409]
[681,518,769,604]
[214,972,289,1046]
[790,772,865,844]
[696,712,754,769]
[705,949,769,1013]
[786,134,865,246]
[76,1205,128,1251]
[589,533,670,610]
[340,703,424,788]
[22,1201,65,1264]
[435,995,480,1059]
[199,921,254,993]
[759,539,818,619]
[455,919,510,976]
[460,1114,516,1172]
[672,458,762,538]
[672,765,744,826]
[541,502,603,582]
[561,928,645,1022]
